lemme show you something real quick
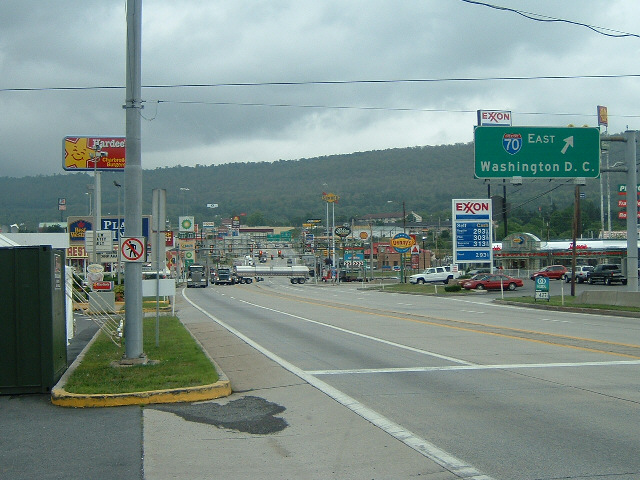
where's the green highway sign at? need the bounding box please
[474,126,600,179]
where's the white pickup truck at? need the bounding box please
[409,265,460,285]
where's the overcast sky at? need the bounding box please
[1,0,639,178]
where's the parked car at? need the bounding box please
[409,265,460,285]
[466,268,491,276]
[563,265,594,283]
[462,274,524,291]
[530,265,567,280]
[587,264,627,285]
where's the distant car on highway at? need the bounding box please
[530,265,567,280]
[563,265,594,283]
[462,274,524,291]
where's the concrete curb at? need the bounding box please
[494,299,640,318]
[51,381,232,408]
[51,316,232,408]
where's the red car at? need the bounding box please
[462,274,524,291]
[530,265,567,280]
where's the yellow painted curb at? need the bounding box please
[51,306,233,408]
[51,380,232,408]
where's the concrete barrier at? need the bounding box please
[578,291,640,308]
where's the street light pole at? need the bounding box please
[123,0,144,361]
[180,187,190,215]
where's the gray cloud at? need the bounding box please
[1,0,639,177]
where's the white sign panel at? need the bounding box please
[142,278,176,297]
[85,230,113,253]
[452,199,493,264]
[179,216,195,232]
[477,110,512,126]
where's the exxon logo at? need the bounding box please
[455,201,490,214]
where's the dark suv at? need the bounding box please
[587,264,627,285]
[530,265,567,280]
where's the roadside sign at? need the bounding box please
[121,237,145,262]
[452,199,493,263]
[63,136,126,171]
[390,233,414,253]
[335,226,351,238]
[534,276,550,301]
[179,216,195,232]
[477,110,512,126]
[85,230,113,253]
[474,126,600,178]
[92,281,113,291]
[322,192,339,203]
[617,184,640,194]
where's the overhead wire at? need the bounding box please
[3,73,640,93]
[459,0,640,38]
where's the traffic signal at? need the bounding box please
[278,250,282,257]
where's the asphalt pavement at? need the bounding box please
[2,292,474,480]
[0,313,143,480]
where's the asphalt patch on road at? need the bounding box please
[152,396,288,434]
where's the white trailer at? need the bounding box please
[235,265,310,284]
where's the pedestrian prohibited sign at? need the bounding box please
[121,237,146,262]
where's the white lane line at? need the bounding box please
[307,360,640,376]
[236,299,473,366]
[183,289,494,480]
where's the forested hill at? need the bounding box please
[0,141,623,230]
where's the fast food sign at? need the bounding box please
[62,136,126,171]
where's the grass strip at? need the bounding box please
[374,283,640,313]
[503,295,640,312]
[64,316,219,394]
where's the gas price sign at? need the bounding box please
[452,199,493,263]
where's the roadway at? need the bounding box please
[184,278,640,480]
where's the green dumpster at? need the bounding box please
[0,246,67,394]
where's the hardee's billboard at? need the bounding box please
[62,136,126,171]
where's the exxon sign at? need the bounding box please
[454,201,491,215]
[477,110,512,126]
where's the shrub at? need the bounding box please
[114,284,125,302]
[444,284,462,292]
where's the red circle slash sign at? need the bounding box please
[121,237,145,262]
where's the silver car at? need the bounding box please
[563,265,594,283]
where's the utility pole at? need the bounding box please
[123,0,144,361]
[570,185,580,296]
[601,131,638,292]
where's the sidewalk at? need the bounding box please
[141,292,475,480]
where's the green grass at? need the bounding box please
[373,283,640,313]
[64,316,219,394]
[502,295,640,312]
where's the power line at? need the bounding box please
[148,99,640,120]
[2,73,640,93]
[460,0,640,38]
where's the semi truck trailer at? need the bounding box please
[235,265,310,284]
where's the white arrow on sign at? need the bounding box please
[561,136,574,154]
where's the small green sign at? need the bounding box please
[474,126,600,179]
[534,276,550,302]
